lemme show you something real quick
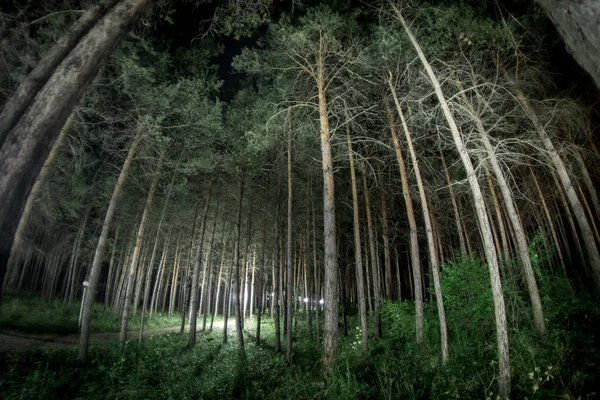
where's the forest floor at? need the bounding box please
[0,320,232,353]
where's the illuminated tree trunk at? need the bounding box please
[463,100,547,333]
[317,51,339,375]
[233,171,246,358]
[78,130,141,362]
[119,174,158,349]
[346,118,369,353]
[383,90,424,344]
[273,177,282,353]
[286,132,294,365]
[188,174,216,348]
[391,4,511,395]
[389,83,449,362]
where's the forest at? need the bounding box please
[0,0,599,399]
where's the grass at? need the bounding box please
[1,256,599,399]
[0,291,182,334]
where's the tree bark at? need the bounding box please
[317,50,339,376]
[0,0,120,146]
[0,0,154,305]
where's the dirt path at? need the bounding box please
[0,320,233,353]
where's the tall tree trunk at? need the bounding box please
[361,163,383,338]
[188,174,216,348]
[391,4,511,395]
[346,121,369,353]
[389,81,449,363]
[458,83,546,334]
[513,83,600,291]
[119,174,158,350]
[317,50,339,375]
[0,0,154,304]
[273,177,282,353]
[286,132,294,365]
[383,91,424,344]
[0,0,120,145]
[233,171,246,357]
[78,130,141,361]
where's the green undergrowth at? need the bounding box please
[0,291,181,334]
[1,255,599,399]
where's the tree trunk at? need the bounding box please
[78,130,141,361]
[459,82,546,334]
[0,0,120,145]
[0,0,154,304]
[361,163,383,338]
[383,90,424,344]
[233,171,246,357]
[346,121,369,353]
[391,4,511,395]
[188,174,216,348]
[389,81,449,362]
[119,174,158,350]
[286,132,294,365]
[317,50,339,375]
[513,83,600,292]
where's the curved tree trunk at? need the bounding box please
[458,81,546,334]
[383,90,424,344]
[0,0,154,305]
[78,130,141,361]
[389,81,449,363]
[513,83,600,292]
[0,0,120,146]
[390,3,511,396]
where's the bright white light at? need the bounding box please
[303,297,309,303]
[271,292,275,297]
[319,299,324,304]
